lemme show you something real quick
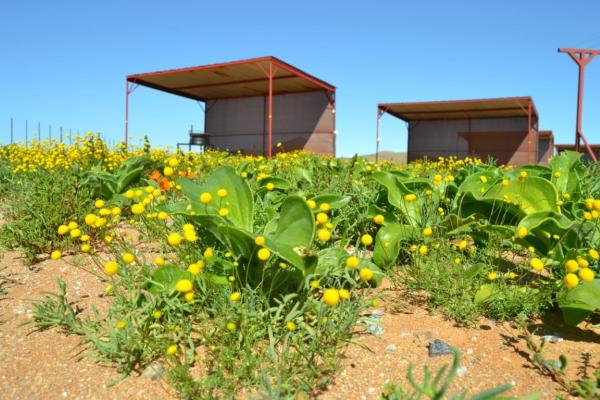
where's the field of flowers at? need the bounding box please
[1,132,599,399]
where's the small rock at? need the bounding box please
[466,348,474,355]
[367,387,376,394]
[365,323,385,335]
[371,308,385,317]
[141,362,165,381]
[428,339,454,357]
[456,366,468,377]
[13,306,28,315]
[541,334,563,343]
[385,343,397,353]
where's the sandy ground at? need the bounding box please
[1,251,599,400]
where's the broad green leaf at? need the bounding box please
[310,194,351,210]
[270,196,315,249]
[550,151,586,194]
[372,172,421,226]
[482,176,559,214]
[177,165,254,230]
[260,176,291,191]
[367,205,398,224]
[559,302,596,326]
[474,284,494,304]
[564,279,600,309]
[148,264,193,295]
[464,263,485,280]
[373,223,419,267]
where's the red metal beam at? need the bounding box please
[559,48,599,161]
[172,74,297,91]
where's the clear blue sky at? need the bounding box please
[2,1,600,156]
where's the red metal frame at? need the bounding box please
[124,80,138,147]
[124,56,335,157]
[559,48,600,162]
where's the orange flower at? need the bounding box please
[179,170,187,177]
[160,177,171,191]
[149,170,161,182]
[187,171,196,179]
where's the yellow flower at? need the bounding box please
[257,248,271,261]
[309,280,320,289]
[226,322,237,331]
[565,259,579,272]
[454,257,462,265]
[479,176,488,183]
[346,255,360,269]
[507,272,517,279]
[487,272,498,281]
[104,261,119,276]
[167,157,179,167]
[373,214,384,225]
[316,212,329,224]
[184,230,197,242]
[458,240,468,251]
[115,320,126,329]
[594,199,600,211]
[553,171,561,178]
[218,208,229,217]
[104,235,113,244]
[359,267,374,281]
[153,310,162,319]
[317,229,331,242]
[322,288,340,306]
[154,256,165,266]
[204,247,214,258]
[230,291,241,302]
[57,225,70,235]
[286,321,296,331]
[200,192,212,204]
[158,211,168,220]
[50,250,62,260]
[516,227,528,239]
[564,273,579,288]
[122,252,135,264]
[306,199,316,209]
[67,221,78,230]
[361,234,373,246]
[184,292,195,302]
[81,244,91,253]
[266,182,275,191]
[186,263,201,275]
[404,193,417,202]
[422,226,432,237]
[418,245,428,256]
[254,236,266,246]
[69,228,81,238]
[530,258,544,271]
[217,188,228,198]
[166,344,178,355]
[163,166,174,177]
[338,288,350,300]
[175,279,193,293]
[589,249,599,260]
[502,179,509,186]
[84,214,98,226]
[319,203,331,212]
[167,232,183,246]
[94,199,105,208]
[577,257,589,268]
[131,203,145,215]
[578,268,595,282]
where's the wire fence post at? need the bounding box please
[49,124,52,140]
[37,122,41,142]
[60,126,63,142]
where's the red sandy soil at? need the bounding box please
[1,252,599,399]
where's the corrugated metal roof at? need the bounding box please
[127,56,335,101]
[378,97,538,121]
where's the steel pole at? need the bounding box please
[575,61,585,152]
[268,62,273,158]
[376,107,381,163]
[125,79,129,147]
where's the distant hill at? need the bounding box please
[360,151,407,164]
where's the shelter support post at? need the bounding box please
[124,80,139,147]
[376,107,385,163]
[528,100,532,164]
[268,62,273,158]
[558,48,599,162]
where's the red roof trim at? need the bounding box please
[378,96,539,120]
[126,56,335,98]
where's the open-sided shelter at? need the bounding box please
[376,97,546,165]
[126,56,336,156]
